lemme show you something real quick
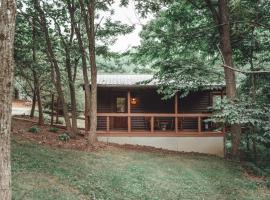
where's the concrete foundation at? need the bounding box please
[98,136,224,157]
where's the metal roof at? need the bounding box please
[97,74,154,87]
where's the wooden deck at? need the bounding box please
[85,112,224,137]
[85,90,225,137]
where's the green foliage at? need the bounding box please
[136,1,224,97]
[48,127,58,133]
[28,126,40,134]
[211,96,270,146]
[58,133,70,142]
[56,119,64,125]
[266,178,270,188]
[242,162,266,177]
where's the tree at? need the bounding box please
[15,1,50,125]
[0,0,16,199]
[136,0,260,159]
[78,0,98,144]
[204,0,241,159]
[32,17,44,125]
[34,0,74,135]
[75,0,133,144]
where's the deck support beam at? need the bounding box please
[151,116,154,133]
[127,90,131,133]
[106,116,110,132]
[175,93,178,133]
[198,116,201,133]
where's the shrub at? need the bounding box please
[49,127,58,133]
[28,126,40,134]
[242,162,266,177]
[266,178,270,188]
[58,133,70,142]
[56,119,64,125]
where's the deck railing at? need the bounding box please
[89,113,224,136]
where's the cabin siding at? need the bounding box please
[96,88,213,131]
[179,92,211,113]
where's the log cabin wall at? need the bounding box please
[96,87,213,131]
[179,91,211,113]
[178,91,211,130]
[130,89,174,113]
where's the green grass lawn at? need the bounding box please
[12,138,270,200]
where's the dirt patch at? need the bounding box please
[243,171,266,183]
[12,117,109,152]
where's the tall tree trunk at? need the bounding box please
[30,89,36,117]
[54,16,78,134]
[50,93,54,126]
[79,0,97,144]
[205,0,241,159]
[33,69,44,125]
[0,0,16,199]
[218,0,241,159]
[88,0,98,144]
[66,51,78,133]
[34,0,73,134]
[32,17,44,125]
[56,97,60,124]
[68,0,91,133]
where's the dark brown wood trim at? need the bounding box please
[127,90,131,133]
[97,131,224,137]
[97,113,212,117]
[174,93,178,133]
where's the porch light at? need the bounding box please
[131,98,137,105]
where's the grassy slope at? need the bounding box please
[12,139,270,200]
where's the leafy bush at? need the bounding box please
[242,162,266,177]
[56,119,64,125]
[28,126,40,134]
[266,178,270,188]
[49,127,58,133]
[58,133,70,142]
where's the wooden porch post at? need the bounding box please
[127,90,131,133]
[174,92,178,133]
[198,116,201,133]
[150,116,154,133]
[106,116,110,132]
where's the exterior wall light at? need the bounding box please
[131,98,137,105]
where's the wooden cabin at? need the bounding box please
[84,74,225,156]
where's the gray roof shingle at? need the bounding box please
[97,74,154,87]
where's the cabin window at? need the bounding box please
[116,97,126,113]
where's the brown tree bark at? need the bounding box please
[0,0,16,199]
[79,0,98,144]
[34,0,73,134]
[55,20,79,134]
[33,69,44,125]
[30,90,36,118]
[32,17,44,125]
[50,93,54,126]
[65,50,78,134]
[87,0,98,144]
[67,0,91,133]
[205,0,241,159]
[218,0,241,159]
